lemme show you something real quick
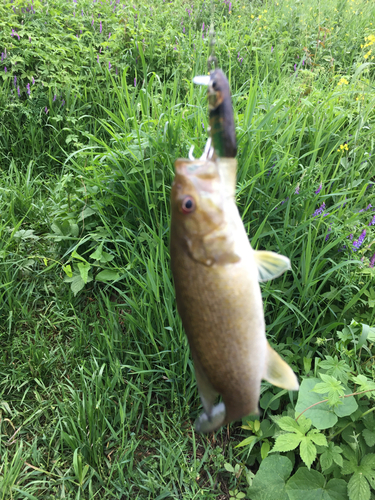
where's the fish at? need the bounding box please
[170,151,299,433]
[193,69,237,158]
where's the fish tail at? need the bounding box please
[194,402,226,433]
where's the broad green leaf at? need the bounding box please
[63,264,73,277]
[295,378,338,429]
[261,440,270,460]
[334,387,358,418]
[247,454,293,500]
[70,274,85,296]
[347,472,370,500]
[90,244,103,260]
[96,270,120,282]
[286,468,348,500]
[300,437,317,469]
[272,433,302,452]
[77,262,91,284]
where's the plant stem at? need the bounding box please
[295,389,375,421]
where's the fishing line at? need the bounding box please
[207,0,217,72]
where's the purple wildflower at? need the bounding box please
[295,186,300,195]
[294,63,297,71]
[27,83,30,95]
[271,46,274,52]
[62,99,65,106]
[349,234,353,240]
[202,22,205,31]
[369,214,375,226]
[32,77,35,84]
[370,253,375,268]
[109,61,111,69]
[17,86,20,97]
[53,95,56,102]
[4,67,7,73]
[183,27,185,33]
[353,230,366,251]
[325,225,332,241]
[14,75,17,87]
[312,202,326,217]
[108,32,111,39]
[134,77,136,86]
[45,107,48,114]
[315,183,322,195]
[100,20,102,33]
[29,37,31,42]
[229,1,232,12]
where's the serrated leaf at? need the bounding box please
[286,468,348,500]
[320,451,333,471]
[300,437,317,469]
[347,472,370,500]
[307,429,328,447]
[320,442,343,471]
[334,387,358,417]
[361,453,375,470]
[362,429,375,447]
[341,460,357,476]
[247,454,293,500]
[297,414,312,435]
[277,416,304,434]
[272,433,302,452]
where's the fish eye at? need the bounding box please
[181,196,195,214]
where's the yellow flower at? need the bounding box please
[259,15,262,19]
[251,14,254,18]
[338,77,349,86]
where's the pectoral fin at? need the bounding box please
[254,251,291,282]
[263,343,299,391]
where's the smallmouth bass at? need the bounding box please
[170,155,299,433]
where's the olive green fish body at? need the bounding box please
[170,157,298,432]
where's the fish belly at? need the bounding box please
[171,245,266,423]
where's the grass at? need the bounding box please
[1,0,375,498]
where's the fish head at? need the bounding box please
[171,158,225,239]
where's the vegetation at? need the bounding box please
[0,0,374,498]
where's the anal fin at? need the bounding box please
[263,342,299,391]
